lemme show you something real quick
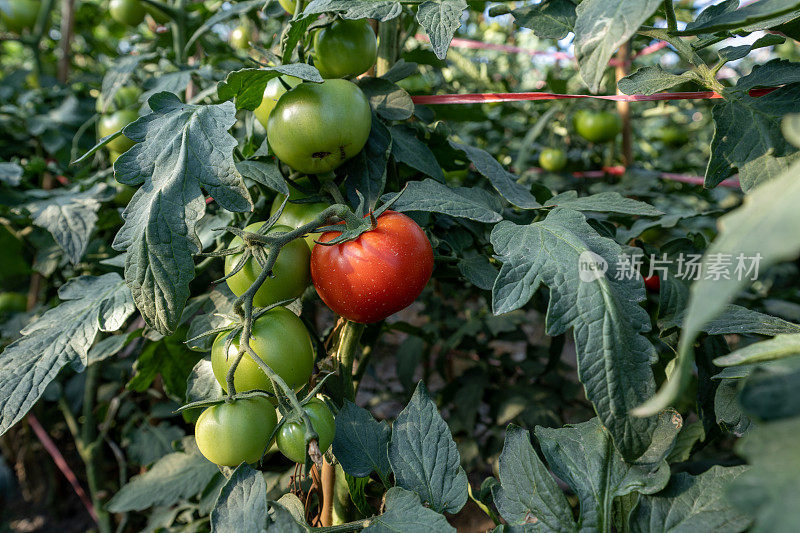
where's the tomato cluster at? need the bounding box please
[193,16,434,468]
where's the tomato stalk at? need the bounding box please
[336,320,366,403]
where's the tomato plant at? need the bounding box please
[223,222,310,307]
[194,396,278,467]
[2,0,800,532]
[266,79,371,174]
[210,306,314,395]
[276,398,335,463]
[311,211,434,324]
[313,19,378,79]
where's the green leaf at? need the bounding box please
[739,150,800,192]
[449,142,540,209]
[301,0,403,21]
[734,59,800,93]
[630,466,750,533]
[390,125,445,181]
[718,34,785,63]
[617,66,698,96]
[185,0,263,51]
[344,117,392,211]
[111,93,252,335]
[715,334,800,366]
[728,418,800,532]
[363,487,456,533]
[545,191,663,216]
[217,64,323,111]
[332,400,392,482]
[678,0,800,35]
[187,357,224,404]
[128,331,201,400]
[492,425,576,531]
[536,412,681,531]
[388,381,468,514]
[210,464,268,533]
[127,422,186,467]
[705,84,800,187]
[235,160,289,195]
[458,255,498,291]
[0,162,22,186]
[509,0,576,40]
[491,209,658,459]
[281,17,317,65]
[573,0,662,93]
[663,304,800,337]
[783,113,800,148]
[107,439,219,512]
[26,184,109,264]
[0,274,134,436]
[737,357,800,421]
[358,77,414,121]
[636,157,800,417]
[381,178,503,222]
[415,0,467,60]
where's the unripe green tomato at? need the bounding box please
[278,0,295,14]
[0,0,41,34]
[539,148,567,172]
[276,398,336,463]
[655,126,689,147]
[98,109,138,153]
[253,76,301,130]
[573,110,621,143]
[109,0,145,26]
[270,178,328,250]
[313,19,377,79]
[229,25,250,50]
[0,292,27,314]
[210,306,314,395]
[194,397,278,466]
[113,183,135,205]
[224,222,311,307]
[96,86,142,113]
[267,79,371,174]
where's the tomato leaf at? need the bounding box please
[388,381,468,514]
[631,466,750,532]
[343,117,392,211]
[491,208,658,459]
[507,0,576,40]
[357,77,414,121]
[415,0,467,60]
[618,66,699,96]
[390,125,444,181]
[301,0,403,21]
[706,84,800,187]
[544,191,663,216]
[332,400,391,483]
[0,273,134,437]
[573,0,662,93]
[381,178,503,222]
[678,0,800,35]
[363,487,456,533]
[492,425,575,530]
[210,464,268,533]
[235,160,289,195]
[217,64,323,111]
[0,162,23,186]
[449,142,540,209]
[716,334,800,367]
[107,438,219,512]
[111,92,252,335]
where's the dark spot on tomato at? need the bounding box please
[312,151,331,159]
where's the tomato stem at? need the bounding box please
[337,320,366,403]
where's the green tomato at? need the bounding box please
[278,0,295,14]
[313,19,377,79]
[194,397,278,466]
[253,76,301,130]
[267,79,371,174]
[96,86,141,113]
[229,25,250,50]
[539,148,567,172]
[98,109,138,153]
[113,183,135,206]
[270,178,328,249]
[109,0,145,26]
[0,292,27,314]
[0,0,41,34]
[276,398,335,463]
[224,222,310,307]
[210,306,314,395]
[655,126,688,147]
[573,110,621,143]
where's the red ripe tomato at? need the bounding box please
[644,275,660,292]
[310,211,433,323]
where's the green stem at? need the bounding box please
[636,27,725,93]
[172,0,187,64]
[663,0,677,31]
[81,363,112,533]
[337,321,366,403]
[311,518,372,532]
[376,19,400,77]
